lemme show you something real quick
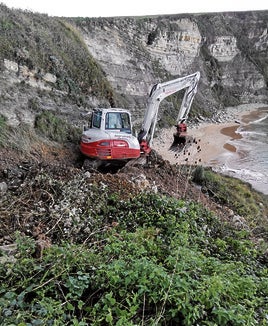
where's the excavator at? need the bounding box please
[80,71,200,167]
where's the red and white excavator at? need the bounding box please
[80,71,200,167]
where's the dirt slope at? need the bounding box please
[0,141,237,248]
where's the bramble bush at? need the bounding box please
[1,193,268,325]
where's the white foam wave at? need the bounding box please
[250,114,268,125]
[220,165,266,181]
[214,163,268,194]
[237,131,267,137]
[235,169,263,179]
[217,107,268,194]
[231,139,263,153]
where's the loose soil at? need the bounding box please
[0,141,236,247]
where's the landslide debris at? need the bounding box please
[1,145,267,251]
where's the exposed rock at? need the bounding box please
[73,11,268,121]
[209,36,239,62]
[1,9,268,131]
[232,215,249,230]
[0,182,8,194]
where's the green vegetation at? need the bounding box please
[1,6,268,325]
[0,4,114,104]
[0,110,79,150]
[0,114,7,147]
[193,167,268,235]
[1,187,268,325]
[0,115,38,151]
[35,110,80,143]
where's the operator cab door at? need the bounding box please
[91,110,102,129]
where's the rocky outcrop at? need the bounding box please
[73,11,268,121]
[144,18,202,75]
[208,36,239,62]
[0,7,268,130]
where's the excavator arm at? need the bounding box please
[138,71,200,151]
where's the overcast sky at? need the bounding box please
[1,0,268,17]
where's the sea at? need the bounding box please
[217,107,268,195]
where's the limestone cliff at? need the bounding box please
[0,4,268,131]
[73,12,268,122]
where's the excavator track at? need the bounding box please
[82,158,102,171]
[124,156,148,167]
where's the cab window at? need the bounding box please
[92,111,102,128]
[121,113,131,131]
[106,112,122,129]
[105,112,131,132]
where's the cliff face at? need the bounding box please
[0,6,268,130]
[75,17,204,121]
[73,12,268,121]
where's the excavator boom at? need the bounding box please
[80,72,200,167]
[138,71,200,149]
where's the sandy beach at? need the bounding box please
[152,103,267,167]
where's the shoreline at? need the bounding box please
[153,103,267,167]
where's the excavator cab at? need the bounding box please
[87,109,132,133]
[80,108,140,163]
